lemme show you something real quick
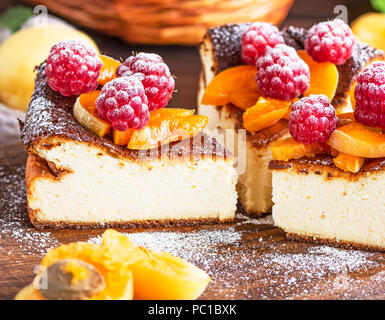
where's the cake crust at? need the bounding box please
[269,154,385,181]
[286,232,385,253]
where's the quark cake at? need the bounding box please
[269,155,385,251]
[20,63,238,229]
[198,24,383,216]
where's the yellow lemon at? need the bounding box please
[0,24,98,111]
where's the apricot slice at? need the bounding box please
[113,129,133,146]
[74,91,112,137]
[41,242,134,300]
[328,122,385,158]
[271,137,329,161]
[297,50,339,101]
[229,88,261,110]
[130,248,211,300]
[127,108,207,150]
[201,65,258,106]
[243,97,289,132]
[333,153,364,173]
[98,55,121,86]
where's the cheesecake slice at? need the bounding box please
[198,23,383,216]
[270,155,385,251]
[21,64,238,229]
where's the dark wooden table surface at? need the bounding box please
[1,0,385,300]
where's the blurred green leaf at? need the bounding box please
[372,0,385,13]
[0,6,33,33]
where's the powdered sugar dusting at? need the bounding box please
[88,215,385,299]
[0,164,59,255]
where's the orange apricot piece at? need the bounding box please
[74,91,112,137]
[201,65,258,106]
[297,50,339,101]
[328,122,385,158]
[98,55,121,86]
[271,137,329,161]
[229,89,261,110]
[333,153,364,173]
[127,108,207,150]
[113,129,133,145]
[130,248,211,300]
[243,97,289,132]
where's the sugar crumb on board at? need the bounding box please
[88,214,385,300]
[0,165,59,256]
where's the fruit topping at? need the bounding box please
[256,44,310,100]
[337,112,355,127]
[241,22,284,66]
[289,95,337,144]
[127,108,207,150]
[243,97,289,132]
[98,55,121,86]
[116,52,175,111]
[45,40,102,96]
[95,76,150,131]
[201,65,258,106]
[305,19,355,65]
[333,153,364,173]
[229,89,261,110]
[328,122,385,158]
[74,90,112,137]
[271,137,329,161]
[297,50,339,101]
[354,61,385,128]
[113,129,133,146]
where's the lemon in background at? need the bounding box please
[0,24,98,111]
[351,12,385,52]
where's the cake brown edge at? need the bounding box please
[286,232,385,253]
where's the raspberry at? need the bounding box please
[256,44,310,100]
[289,94,337,144]
[305,19,355,65]
[241,22,284,65]
[95,76,149,131]
[45,40,102,96]
[354,61,385,128]
[116,52,174,111]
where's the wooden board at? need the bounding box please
[1,143,385,300]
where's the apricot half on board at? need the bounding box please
[130,248,211,300]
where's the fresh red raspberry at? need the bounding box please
[289,95,337,144]
[256,44,310,100]
[45,40,102,96]
[95,76,149,131]
[116,52,174,111]
[354,61,385,128]
[305,19,355,65]
[241,22,284,65]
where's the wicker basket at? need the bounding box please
[22,0,294,45]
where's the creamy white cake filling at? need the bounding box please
[29,139,238,224]
[272,168,385,249]
[198,102,288,215]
